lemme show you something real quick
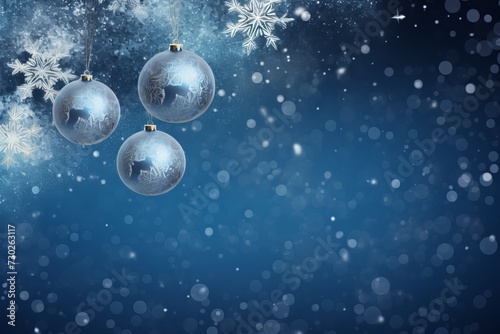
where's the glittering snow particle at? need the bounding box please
[8,39,76,102]
[224,0,294,54]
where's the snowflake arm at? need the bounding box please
[132,4,148,22]
[43,86,58,103]
[25,39,43,58]
[17,84,34,100]
[7,106,24,124]
[264,33,280,50]
[2,155,15,169]
[243,37,257,55]
[50,43,72,61]
[108,0,127,13]
[7,59,29,75]
[224,22,242,38]
[28,124,42,137]
[22,145,35,158]
[108,0,144,20]
[60,69,78,84]
[225,0,243,13]
[277,13,294,28]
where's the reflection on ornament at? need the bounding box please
[116,124,186,196]
[53,74,120,145]
[138,44,215,123]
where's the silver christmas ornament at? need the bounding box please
[53,74,120,145]
[138,44,215,123]
[116,124,186,196]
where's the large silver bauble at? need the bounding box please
[138,46,215,123]
[116,125,186,196]
[53,77,120,145]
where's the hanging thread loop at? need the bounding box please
[168,0,181,44]
[147,112,155,125]
[85,0,99,72]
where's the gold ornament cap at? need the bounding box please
[144,124,157,132]
[81,73,93,81]
[169,43,183,52]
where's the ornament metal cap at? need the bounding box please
[144,124,157,132]
[169,43,183,52]
[81,73,93,81]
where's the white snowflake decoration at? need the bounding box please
[0,105,42,168]
[8,39,77,102]
[224,0,294,54]
[108,0,148,22]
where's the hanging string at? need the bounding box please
[85,0,99,72]
[167,0,181,44]
[147,112,155,125]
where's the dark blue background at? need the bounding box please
[1,0,500,333]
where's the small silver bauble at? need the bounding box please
[53,74,120,145]
[116,124,186,196]
[138,44,215,123]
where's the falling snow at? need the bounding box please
[224,0,294,54]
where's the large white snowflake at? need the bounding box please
[8,39,77,103]
[0,105,42,168]
[224,0,294,54]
